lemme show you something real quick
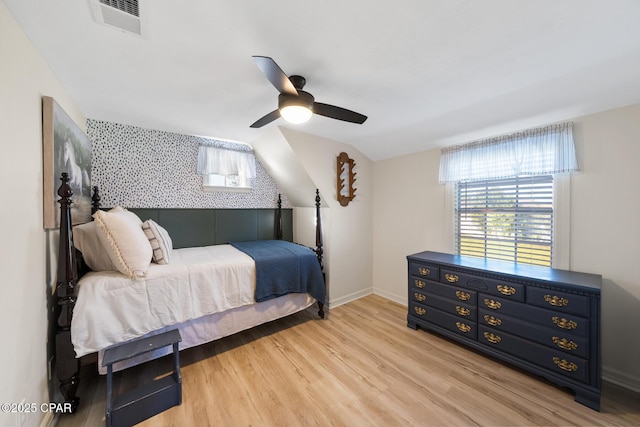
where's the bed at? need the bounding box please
[53,173,326,411]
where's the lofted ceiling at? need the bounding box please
[5,0,640,161]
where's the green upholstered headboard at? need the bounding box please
[127,208,293,249]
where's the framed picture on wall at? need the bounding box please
[42,96,92,229]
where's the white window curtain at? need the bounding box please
[196,146,256,179]
[438,122,579,183]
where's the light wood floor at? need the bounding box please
[56,294,640,427]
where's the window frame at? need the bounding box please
[448,174,571,269]
[202,173,252,193]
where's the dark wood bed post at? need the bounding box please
[276,193,283,240]
[91,185,101,214]
[315,189,325,318]
[54,173,80,412]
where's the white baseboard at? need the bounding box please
[372,289,406,306]
[329,288,373,308]
[603,365,640,392]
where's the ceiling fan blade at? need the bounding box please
[252,56,298,96]
[313,102,368,124]
[250,109,281,128]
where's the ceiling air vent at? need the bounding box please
[90,0,144,37]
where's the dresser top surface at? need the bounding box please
[407,251,602,291]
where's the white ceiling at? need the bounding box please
[5,0,640,161]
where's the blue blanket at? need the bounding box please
[230,240,325,304]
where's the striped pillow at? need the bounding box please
[142,220,173,265]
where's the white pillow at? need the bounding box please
[93,209,152,278]
[142,219,173,265]
[73,221,116,271]
[108,206,143,225]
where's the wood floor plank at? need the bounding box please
[56,294,640,427]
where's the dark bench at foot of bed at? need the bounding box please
[103,329,182,426]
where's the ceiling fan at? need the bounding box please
[250,56,368,128]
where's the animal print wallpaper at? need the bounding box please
[86,120,291,208]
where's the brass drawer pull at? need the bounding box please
[455,306,471,317]
[552,336,578,351]
[418,267,430,276]
[544,294,569,307]
[497,285,516,296]
[553,357,578,372]
[552,316,577,330]
[445,273,459,283]
[456,291,471,301]
[414,306,426,316]
[414,279,426,288]
[484,299,502,310]
[483,331,501,344]
[414,293,426,302]
[455,322,471,333]
[483,315,502,326]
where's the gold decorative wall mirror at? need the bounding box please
[337,152,356,206]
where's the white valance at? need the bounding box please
[438,122,579,183]
[197,146,256,178]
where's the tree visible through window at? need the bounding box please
[455,175,553,267]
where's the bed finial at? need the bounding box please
[58,172,73,200]
[276,193,283,240]
[57,173,76,283]
[314,189,325,318]
[91,185,101,214]
[314,189,324,270]
[55,172,81,412]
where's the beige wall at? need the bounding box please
[1,3,86,427]
[372,146,451,305]
[372,103,640,391]
[570,104,640,390]
[265,127,374,307]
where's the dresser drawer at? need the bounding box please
[479,294,589,337]
[419,293,476,320]
[527,286,590,317]
[408,262,439,281]
[409,302,477,340]
[478,326,588,383]
[440,269,525,302]
[411,279,477,305]
[479,309,588,358]
[410,277,428,290]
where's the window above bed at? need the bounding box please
[197,146,256,192]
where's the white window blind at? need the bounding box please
[456,175,553,267]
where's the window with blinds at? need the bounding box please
[455,175,553,267]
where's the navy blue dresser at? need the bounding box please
[407,251,601,410]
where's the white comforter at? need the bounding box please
[71,244,256,357]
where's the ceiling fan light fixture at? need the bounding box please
[280,105,312,124]
[278,91,314,124]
